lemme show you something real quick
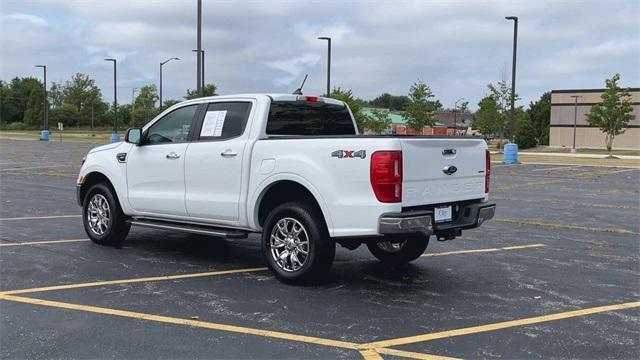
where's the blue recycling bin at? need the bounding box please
[40,130,49,141]
[503,143,519,164]
[110,132,120,143]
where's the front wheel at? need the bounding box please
[366,236,429,265]
[261,202,335,284]
[82,183,130,247]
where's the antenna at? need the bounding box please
[292,74,308,95]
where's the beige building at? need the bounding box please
[549,88,640,150]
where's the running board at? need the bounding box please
[128,219,248,239]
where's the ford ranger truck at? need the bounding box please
[76,94,495,283]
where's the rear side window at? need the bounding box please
[198,102,252,140]
[266,101,356,136]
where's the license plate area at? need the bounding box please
[434,206,452,223]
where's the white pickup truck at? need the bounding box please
[77,94,495,283]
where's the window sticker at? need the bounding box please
[200,110,227,137]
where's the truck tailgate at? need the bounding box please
[401,138,487,207]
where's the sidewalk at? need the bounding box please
[518,151,640,160]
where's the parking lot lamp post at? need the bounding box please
[453,98,465,135]
[570,95,582,154]
[505,16,518,143]
[104,58,118,142]
[317,37,331,96]
[34,65,48,133]
[160,57,180,108]
[192,50,205,96]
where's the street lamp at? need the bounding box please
[34,65,48,136]
[104,58,118,143]
[570,95,582,154]
[160,57,180,108]
[505,16,518,143]
[192,50,205,95]
[317,36,331,96]
[453,98,465,135]
[196,0,202,97]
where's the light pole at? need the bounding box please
[505,16,518,143]
[453,98,465,135]
[192,50,205,95]
[318,36,331,96]
[34,65,48,135]
[104,58,118,142]
[570,95,582,154]
[131,87,137,126]
[196,0,202,97]
[160,57,180,108]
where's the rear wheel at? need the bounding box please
[366,236,429,265]
[82,183,130,247]
[262,201,335,284]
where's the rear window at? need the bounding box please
[266,101,356,136]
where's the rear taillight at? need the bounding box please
[370,151,402,203]
[485,149,490,193]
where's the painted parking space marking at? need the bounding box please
[375,347,461,360]
[364,301,640,349]
[0,239,88,247]
[1,267,270,295]
[2,243,547,295]
[0,293,362,350]
[530,164,584,172]
[495,218,639,235]
[0,214,80,221]
[491,196,634,210]
[421,244,544,257]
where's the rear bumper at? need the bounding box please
[378,202,496,237]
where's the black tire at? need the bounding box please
[82,182,130,247]
[366,236,429,265]
[261,201,335,284]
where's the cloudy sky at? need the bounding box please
[1,0,639,109]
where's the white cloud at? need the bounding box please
[4,13,47,26]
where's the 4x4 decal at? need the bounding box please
[331,150,366,159]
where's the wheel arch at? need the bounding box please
[252,178,335,236]
[80,171,120,207]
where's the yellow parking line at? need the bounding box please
[1,267,269,295]
[0,239,88,247]
[2,243,546,295]
[365,301,640,349]
[0,214,80,221]
[359,349,384,360]
[0,293,362,350]
[422,244,545,257]
[375,347,461,360]
[495,219,638,235]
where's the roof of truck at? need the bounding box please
[185,94,344,105]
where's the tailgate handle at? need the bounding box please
[442,148,456,156]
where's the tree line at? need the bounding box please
[0,73,217,131]
[1,73,634,153]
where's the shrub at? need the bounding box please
[8,122,27,130]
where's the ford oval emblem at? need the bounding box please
[442,165,458,175]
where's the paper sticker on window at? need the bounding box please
[201,110,227,137]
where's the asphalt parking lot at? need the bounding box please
[1,138,638,359]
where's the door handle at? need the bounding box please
[220,150,238,157]
[166,152,180,160]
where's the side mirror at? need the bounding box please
[125,128,142,145]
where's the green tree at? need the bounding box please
[363,108,392,134]
[48,81,64,108]
[329,87,367,131]
[132,85,160,127]
[405,80,438,132]
[62,73,103,127]
[23,86,44,129]
[161,99,180,110]
[474,96,501,137]
[527,92,551,145]
[586,73,636,157]
[50,103,79,127]
[185,83,218,99]
[367,93,410,111]
[488,79,519,138]
[514,109,537,149]
[1,77,42,125]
